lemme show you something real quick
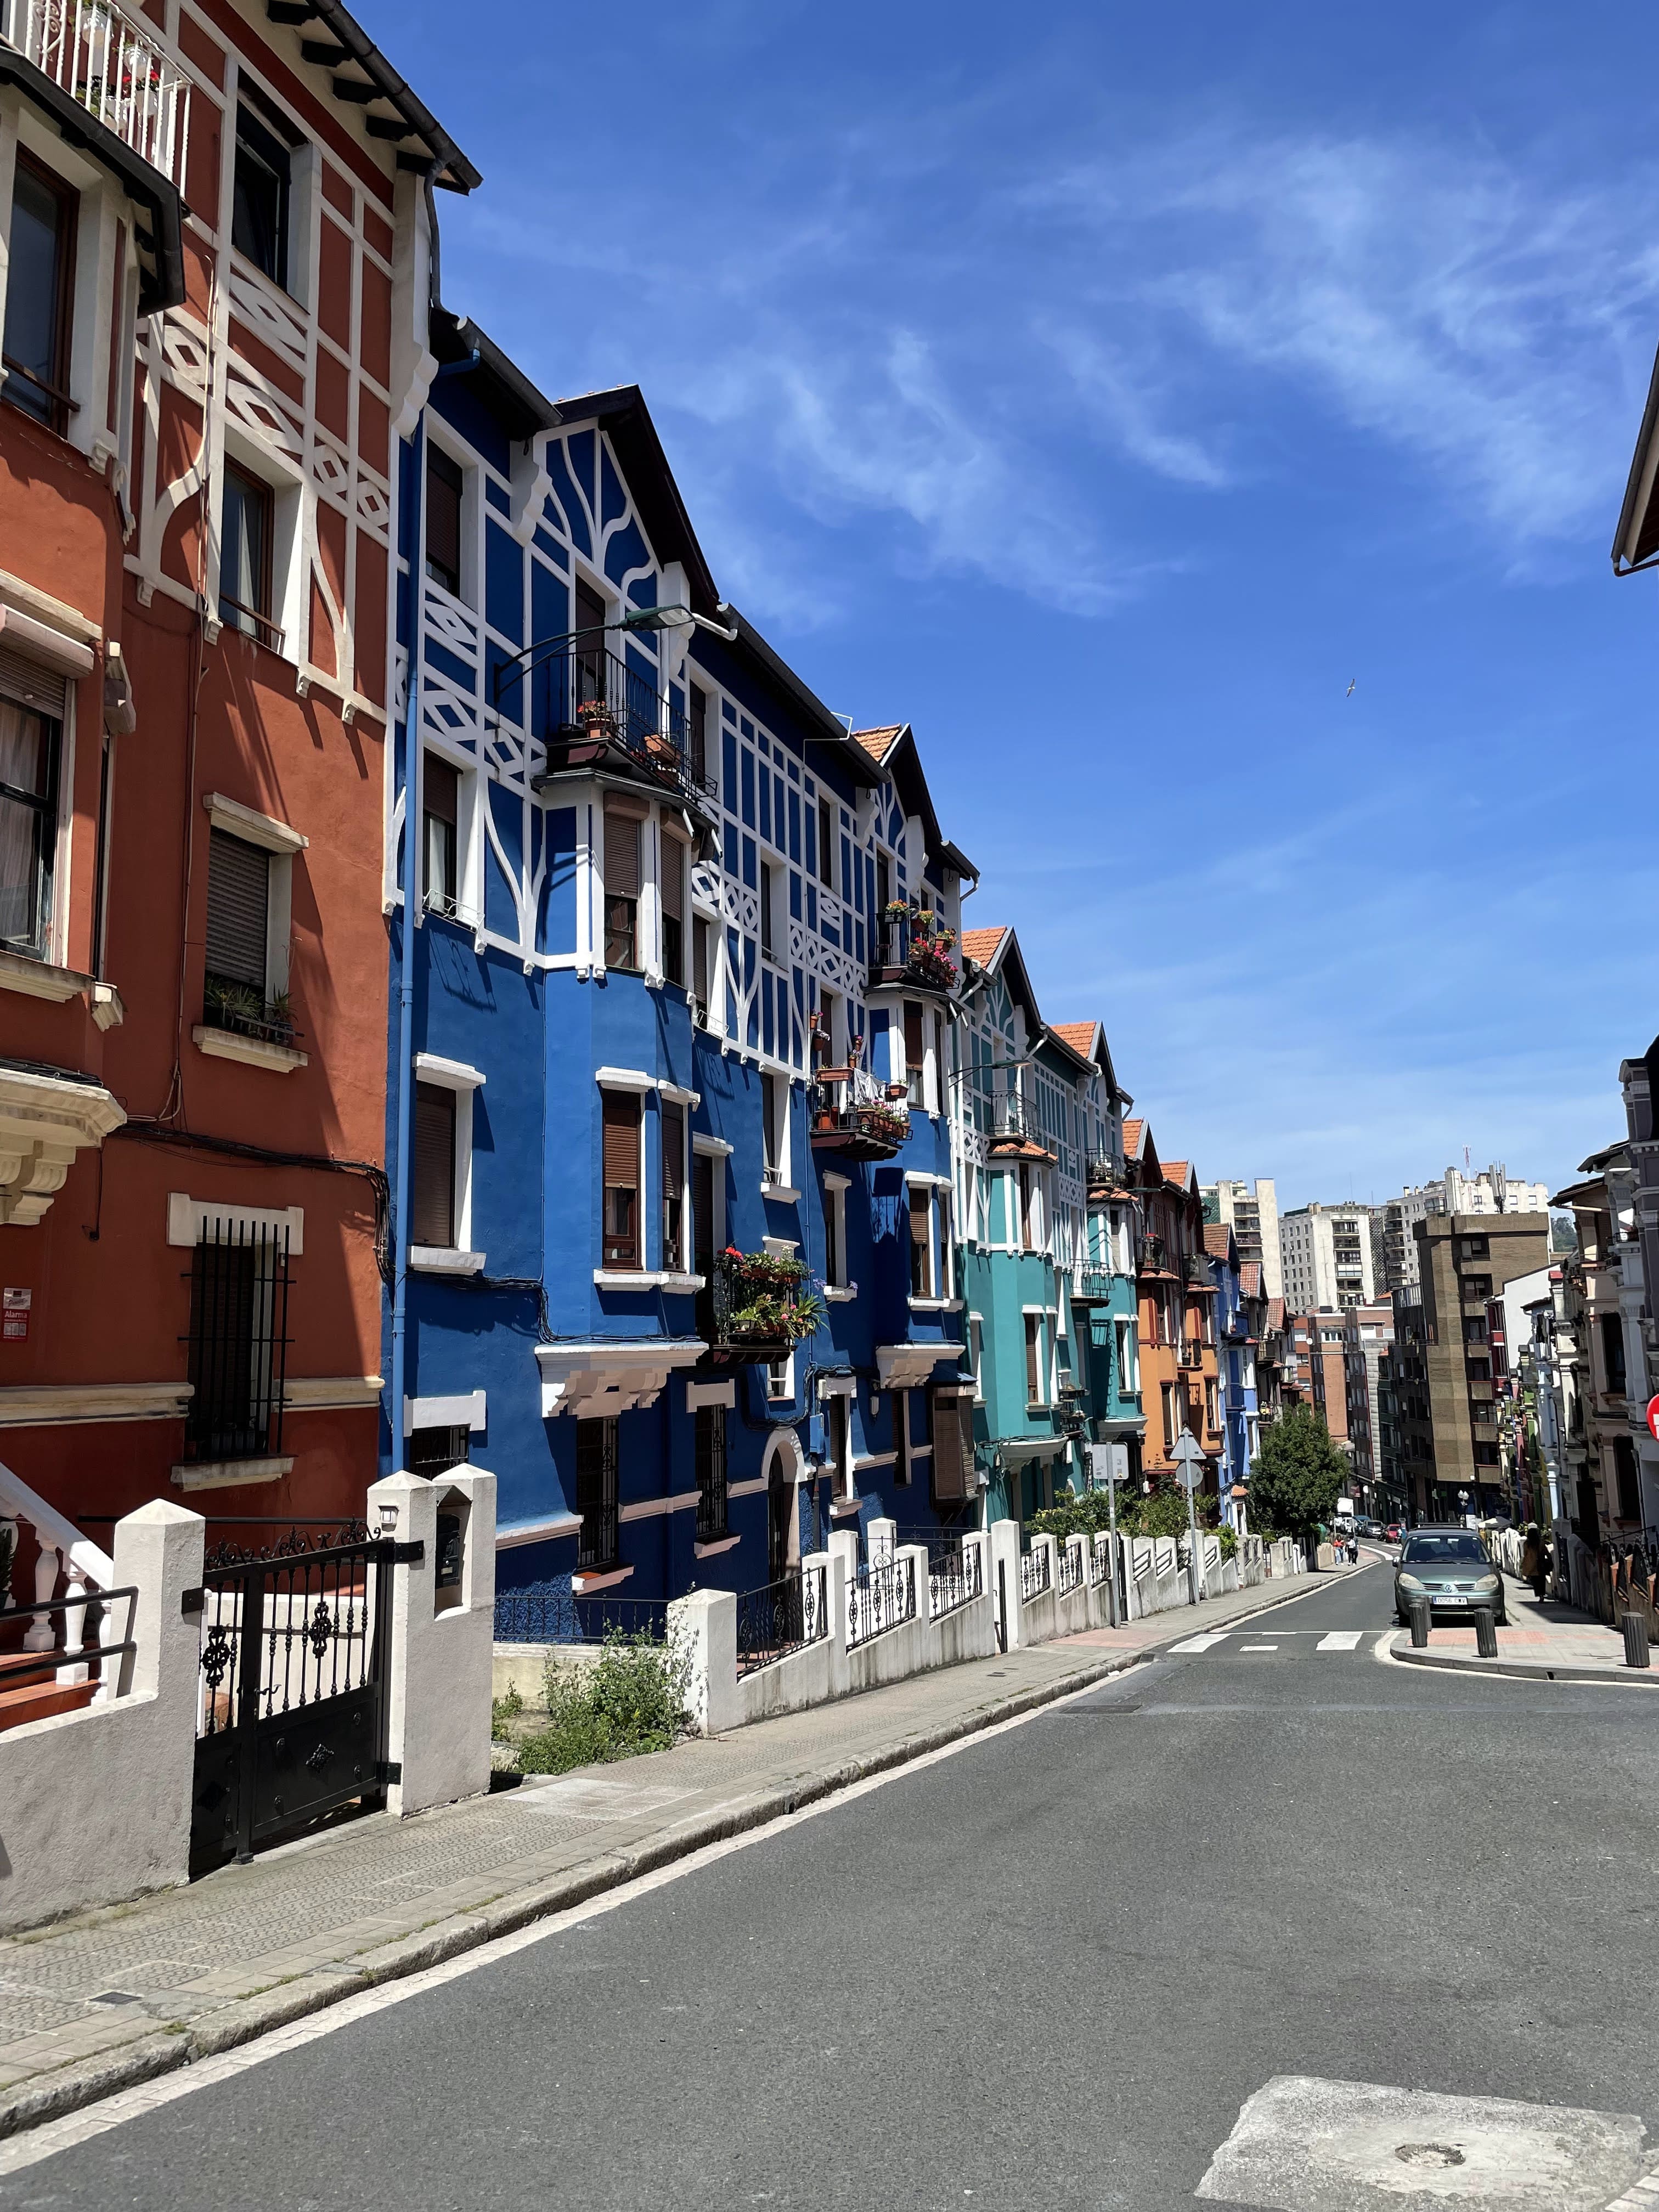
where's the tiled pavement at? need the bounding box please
[0,1562,1323,2136]
[1389,1572,1652,1683]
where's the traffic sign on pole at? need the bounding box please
[1171,1431,1206,1605]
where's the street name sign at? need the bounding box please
[1088,1443,1130,1486]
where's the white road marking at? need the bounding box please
[1317,1632,1364,1651]
[1195,2073,1645,2210]
[1240,1644,1278,1652]
[1170,1633,1230,1654]
[0,1662,1138,2179]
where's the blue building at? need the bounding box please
[1206,1222,1256,1525]
[383,303,979,1612]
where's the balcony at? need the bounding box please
[1178,1338,1205,1370]
[2,0,190,190]
[1086,1153,1122,1189]
[810,1068,909,1162]
[1140,1234,1176,1280]
[869,908,960,998]
[706,1250,821,1363]
[1074,1268,1114,1304]
[1184,1253,1214,1289]
[532,647,717,821]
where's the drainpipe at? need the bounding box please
[389,414,425,1473]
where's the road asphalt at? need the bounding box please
[5,1559,1655,2212]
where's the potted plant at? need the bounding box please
[575,697,617,738]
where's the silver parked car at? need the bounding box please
[1394,1527,1506,1625]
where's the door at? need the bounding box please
[768,1467,796,1585]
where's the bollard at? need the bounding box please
[1475,1606,1499,1659]
[1622,1611,1651,1670]
[1408,1594,1430,1647]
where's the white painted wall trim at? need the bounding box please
[413,1052,486,1091]
[495,1510,584,1550]
[594,1065,653,1092]
[202,790,308,853]
[404,1389,486,1436]
[167,1193,304,1253]
[694,1135,735,1158]
[619,1489,702,1522]
[686,1379,736,1410]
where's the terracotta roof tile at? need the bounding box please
[851,725,904,765]
[1240,1262,1262,1297]
[1050,1022,1097,1053]
[1122,1118,1144,1160]
[1163,1160,1189,1188]
[1203,1223,1232,1261]
[959,926,1008,967]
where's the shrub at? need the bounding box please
[490,1681,524,1736]
[1218,1527,1238,1561]
[514,1630,691,1777]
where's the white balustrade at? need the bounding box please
[1,1455,114,1689]
[1,0,190,189]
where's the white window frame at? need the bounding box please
[969,1314,985,1402]
[766,1347,795,1403]
[1024,1307,1046,1408]
[822,1169,853,1296]
[693,1131,731,1261]
[200,792,306,1002]
[418,741,479,927]
[410,1052,485,1272]
[422,417,480,611]
[216,418,307,671]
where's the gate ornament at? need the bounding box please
[200,1622,233,1692]
[306,1598,333,1659]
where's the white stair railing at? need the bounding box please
[1,1456,114,1689]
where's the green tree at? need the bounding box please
[1247,1407,1347,1541]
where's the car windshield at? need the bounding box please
[1401,1532,1487,1565]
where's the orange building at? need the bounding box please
[1122,1122,1223,1503]
[0,1,475,1537]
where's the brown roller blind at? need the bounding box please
[661,832,685,919]
[606,811,640,898]
[412,1082,456,1247]
[904,999,924,1071]
[205,828,269,991]
[426,447,462,589]
[424,753,458,825]
[661,1101,684,1201]
[0,643,66,719]
[602,1090,640,1267]
[932,1385,963,1500]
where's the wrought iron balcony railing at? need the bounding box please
[707,1250,820,1361]
[1075,1268,1114,1304]
[533,646,717,818]
[2,0,190,189]
[1178,1337,1206,1369]
[809,1066,909,1161]
[870,910,960,996]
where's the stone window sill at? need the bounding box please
[693,1533,740,1558]
[761,1182,801,1204]
[824,1284,858,1302]
[0,946,92,1003]
[193,1024,308,1073]
[170,1454,294,1491]
[572,1563,633,1594]
[411,1246,486,1275]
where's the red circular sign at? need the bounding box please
[1649,1395,1659,1444]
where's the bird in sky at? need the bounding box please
[1345,678,1357,697]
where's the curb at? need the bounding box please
[1388,1643,1659,1689]
[0,1568,1328,2142]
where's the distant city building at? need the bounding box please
[1395,1211,1551,1520]
[1201,1178,1283,1301]
[1280,1203,1376,1312]
[1343,1303,1398,1517]
[1376,1165,1551,1303]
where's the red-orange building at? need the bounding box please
[0,0,474,1537]
[1123,1121,1223,1501]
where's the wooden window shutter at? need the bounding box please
[931,1384,968,1501]
[661,1101,684,1203]
[605,811,640,898]
[661,833,685,921]
[205,828,269,991]
[426,448,462,582]
[412,1082,456,1247]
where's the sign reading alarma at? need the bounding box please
[1648,1395,1659,1445]
[2,1288,31,1342]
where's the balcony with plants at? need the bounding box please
[201,971,298,1052]
[1,0,191,190]
[707,1250,823,1361]
[533,645,718,822]
[808,1025,910,1161]
[869,902,960,997]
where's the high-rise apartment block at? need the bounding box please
[1201,1178,1282,1300]
[1377,1165,1551,1302]
[1280,1203,1376,1312]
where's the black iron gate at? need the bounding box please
[187,1532,411,1875]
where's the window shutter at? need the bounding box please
[904,1000,924,1072]
[205,828,270,990]
[0,645,66,719]
[661,1101,684,1208]
[605,811,640,898]
[602,1090,641,1266]
[661,833,685,921]
[412,1082,456,1247]
[932,1383,970,1501]
[426,448,462,583]
[424,753,458,826]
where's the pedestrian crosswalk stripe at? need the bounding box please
[1317,1631,1363,1651]
[1240,1644,1278,1651]
[1170,1632,1229,1653]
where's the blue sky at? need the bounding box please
[387,0,1659,1209]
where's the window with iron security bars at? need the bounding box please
[181,1218,291,1462]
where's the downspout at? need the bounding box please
[390,341,487,1466]
[390,417,425,1471]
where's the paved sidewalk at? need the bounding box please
[0,1563,1321,2138]
[1388,1571,1654,1685]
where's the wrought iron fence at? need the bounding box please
[847,1553,915,1649]
[1057,1542,1083,1595]
[1088,1537,1113,1588]
[492,1583,670,1645]
[735,1563,828,1678]
[926,1539,982,1620]
[1020,1545,1052,1601]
